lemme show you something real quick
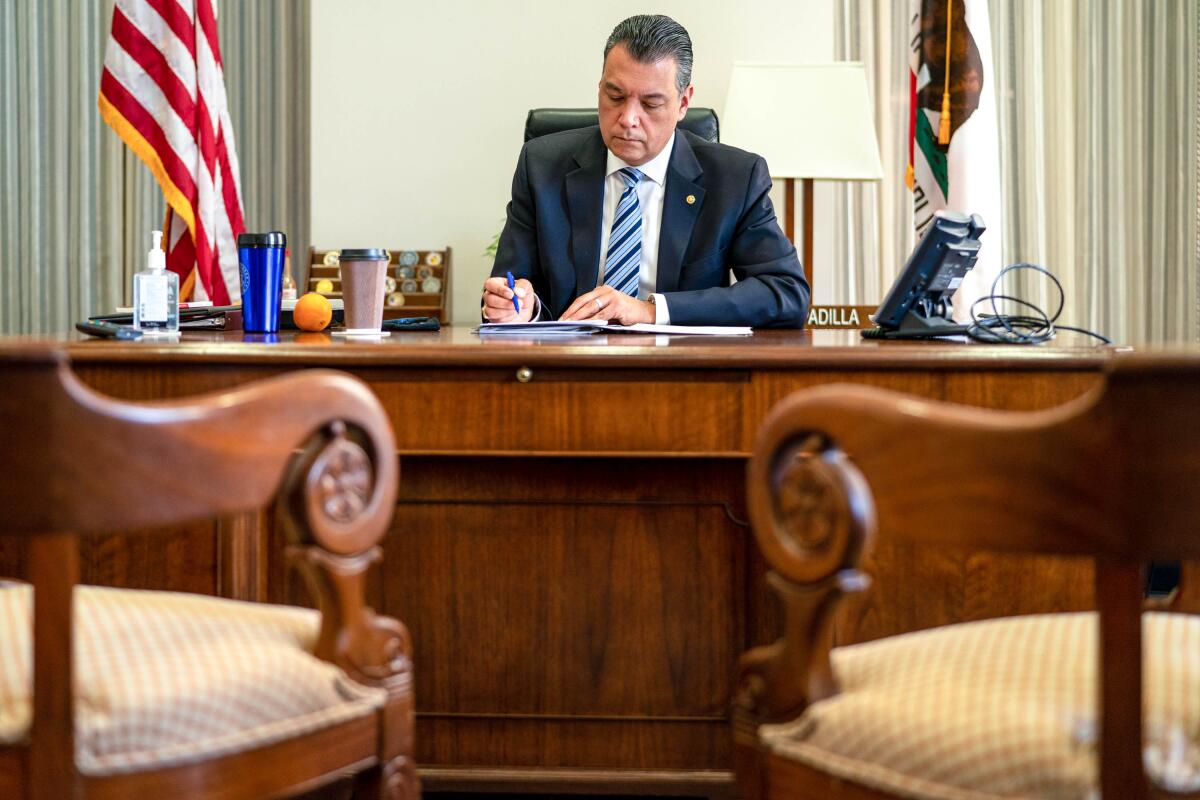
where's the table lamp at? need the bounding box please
[722,62,884,313]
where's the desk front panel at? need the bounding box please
[53,333,1106,794]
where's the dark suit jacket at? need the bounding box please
[491,126,810,327]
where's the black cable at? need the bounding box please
[965,262,1111,345]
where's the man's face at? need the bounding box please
[598,44,693,166]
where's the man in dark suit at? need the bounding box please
[483,14,809,328]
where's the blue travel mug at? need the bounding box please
[237,231,286,333]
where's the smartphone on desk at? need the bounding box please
[381,317,440,332]
[75,320,143,340]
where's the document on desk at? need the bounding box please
[475,321,753,336]
[612,322,753,336]
[475,320,610,336]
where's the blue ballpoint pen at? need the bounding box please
[506,271,520,313]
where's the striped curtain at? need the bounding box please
[834,0,1199,345]
[218,1,310,292]
[830,1,911,311]
[990,0,1197,345]
[0,1,125,334]
[0,0,309,334]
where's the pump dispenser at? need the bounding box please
[133,230,179,332]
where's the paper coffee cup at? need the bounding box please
[338,248,389,331]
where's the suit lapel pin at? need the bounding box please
[686,194,696,205]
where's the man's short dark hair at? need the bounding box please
[604,15,693,96]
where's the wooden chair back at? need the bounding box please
[736,353,1200,800]
[0,343,414,799]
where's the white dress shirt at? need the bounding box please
[599,133,674,324]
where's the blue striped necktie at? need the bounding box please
[602,167,644,297]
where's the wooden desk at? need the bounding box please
[34,329,1108,795]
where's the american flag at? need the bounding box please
[98,0,246,304]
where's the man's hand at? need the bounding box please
[482,276,535,322]
[560,286,655,326]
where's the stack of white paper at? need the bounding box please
[475,320,610,336]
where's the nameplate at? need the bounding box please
[806,305,877,330]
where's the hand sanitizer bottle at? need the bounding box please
[281,248,298,302]
[133,230,179,333]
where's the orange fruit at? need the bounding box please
[293,292,333,331]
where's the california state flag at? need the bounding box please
[907,0,1002,322]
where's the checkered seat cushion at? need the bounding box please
[0,582,385,775]
[761,612,1200,799]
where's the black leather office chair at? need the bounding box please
[524,107,720,143]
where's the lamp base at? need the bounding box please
[781,178,815,291]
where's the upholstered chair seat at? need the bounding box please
[761,612,1200,799]
[0,583,386,775]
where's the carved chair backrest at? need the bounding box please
[743,353,1200,800]
[0,345,396,537]
[0,343,400,798]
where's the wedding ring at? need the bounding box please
[594,298,603,310]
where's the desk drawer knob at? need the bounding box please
[516,366,533,383]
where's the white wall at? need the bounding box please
[311,0,835,324]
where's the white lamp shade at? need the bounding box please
[722,62,884,181]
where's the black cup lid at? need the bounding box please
[339,248,388,261]
[237,231,287,248]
